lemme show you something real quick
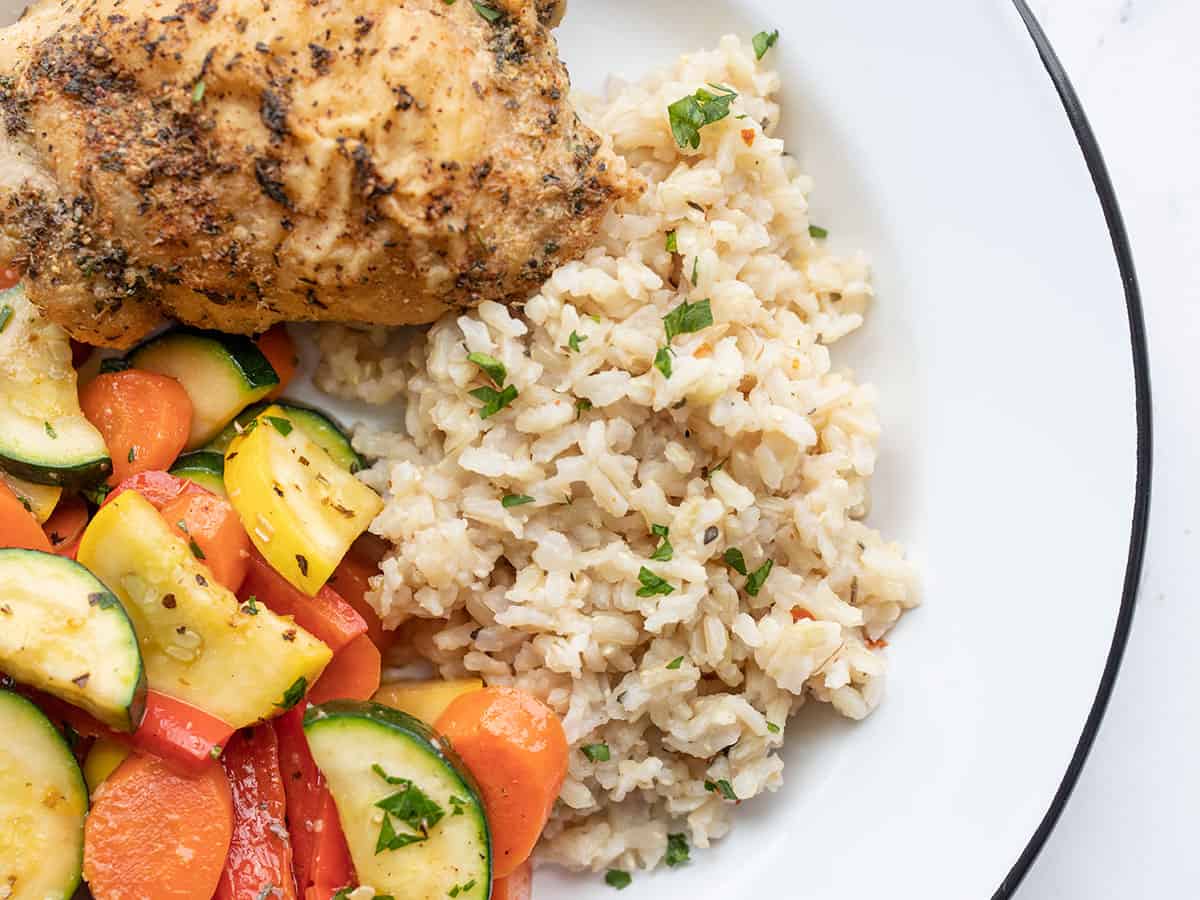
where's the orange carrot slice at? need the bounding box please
[307,634,381,705]
[159,490,251,594]
[84,753,233,900]
[435,688,568,878]
[257,325,298,401]
[0,480,51,551]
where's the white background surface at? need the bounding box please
[1019,0,1197,897]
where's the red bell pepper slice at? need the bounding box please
[307,634,381,706]
[240,549,367,654]
[274,707,355,899]
[329,536,394,653]
[215,725,300,900]
[102,469,206,509]
[24,687,231,772]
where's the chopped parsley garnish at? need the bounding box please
[470,384,518,419]
[210,743,223,759]
[605,870,632,890]
[472,0,504,22]
[665,832,690,866]
[691,256,699,286]
[242,595,259,615]
[192,79,206,103]
[87,591,116,609]
[567,331,586,352]
[575,398,593,417]
[653,346,672,379]
[662,298,713,341]
[127,446,136,463]
[16,495,31,513]
[582,743,611,762]
[766,722,781,734]
[449,881,478,898]
[665,231,678,253]
[0,304,11,333]
[704,778,737,800]
[502,494,534,508]
[43,421,57,439]
[745,559,774,596]
[723,548,748,576]
[667,84,738,150]
[372,764,446,854]
[266,415,294,436]
[275,676,306,710]
[467,351,506,387]
[189,537,206,560]
[448,795,468,817]
[650,524,673,562]
[99,357,131,374]
[636,566,674,598]
[752,29,779,60]
[808,224,828,239]
[665,655,684,670]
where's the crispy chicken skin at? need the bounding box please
[0,0,630,347]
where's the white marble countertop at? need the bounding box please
[1018,0,1198,896]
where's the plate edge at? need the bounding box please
[994,3,1154,897]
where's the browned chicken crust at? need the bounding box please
[0,0,632,347]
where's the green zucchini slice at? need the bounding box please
[0,548,146,733]
[128,328,279,450]
[304,701,491,900]
[0,285,111,490]
[168,451,226,496]
[0,690,88,899]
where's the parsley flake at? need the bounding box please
[665,655,684,670]
[472,0,503,22]
[723,548,748,576]
[691,256,699,286]
[44,421,57,439]
[636,566,674,598]
[567,330,586,352]
[502,494,534,508]
[650,524,673,562]
[575,398,593,417]
[704,778,737,800]
[653,346,673,379]
[372,766,446,854]
[127,446,136,463]
[242,595,259,615]
[663,298,713,341]
[665,231,678,253]
[605,870,632,890]
[0,304,11,333]
[192,79,206,103]
[266,415,294,436]
[745,559,774,596]
[467,351,506,387]
[667,84,738,150]
[766,722,781,734]
[275,676,306,710]
[752,29,779,60]
[189,537,206,560]
[808,224,829,239]
[448,795,468,817]
[470,384,518,419]
[666,832,690,866]
[582,743,611,762]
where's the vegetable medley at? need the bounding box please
[0,278,569,900]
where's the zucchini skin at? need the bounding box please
[128,327,280,391]
[169,451,226,496]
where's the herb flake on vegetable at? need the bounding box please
[666,655,684,670]
[0,304,11,333]
[470,384,518,419]
[605,870,632,890]
[666,832,690,866]
[43,421,57,439]
[467,351,506,387]
[723,548,748,576]
[189,538,206,560]
[667,84,738,150]
[663,298,713,341]
[275,676,306,710]
[582,743,611,762]
[502,494,534,508]
[745,559,774,596]
[752,29,779,60]
[636,566,675,598]
[266,415,293,436]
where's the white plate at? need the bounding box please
[1,1,1149,897]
